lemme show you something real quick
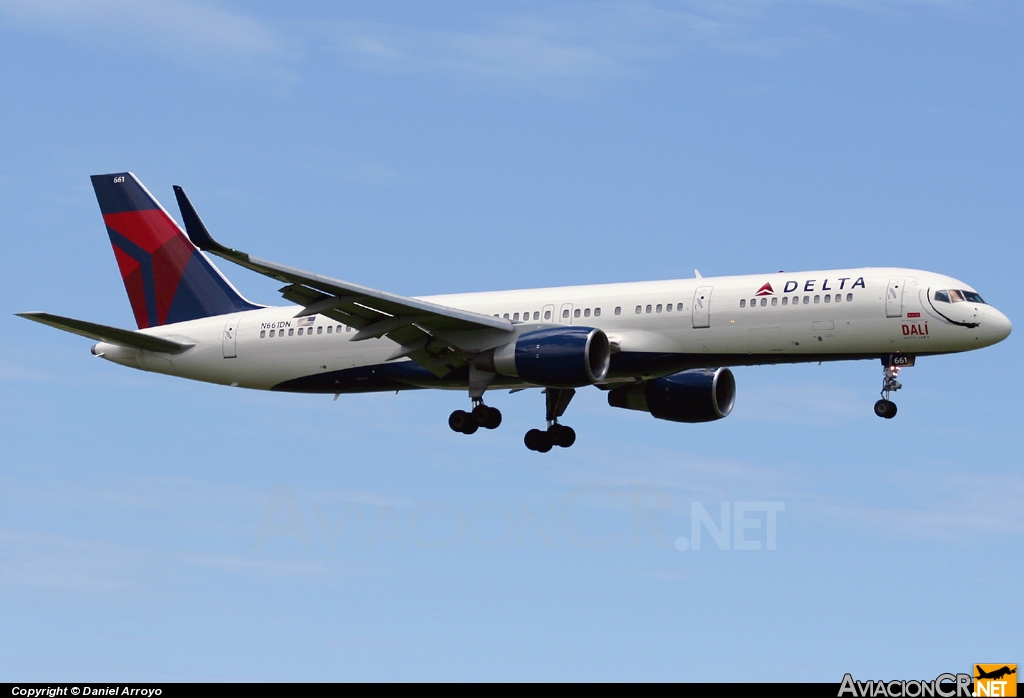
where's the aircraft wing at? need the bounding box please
[173,186,514,376]
[17,312,192,354]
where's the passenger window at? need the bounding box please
[824,294,831,303]
[750,299,756,307]
[771,297,778,306]
[345,326,350,332]
[614,307,621,315]
[327,326,332,333]
[934,290,949,303]
[297,328,304,335]
[513,313,520,321]
[646,305,652,313]
[504,313,510,319]
[846,293,853,302]
[260,330,266,338]
[781,297,788,306]
[584,308,590,317]
[834,294,841,303]
[677,303,683,311]
[814,295,820,304]
[574,309,581,318]
[594,308,601,317]
[533,311,540,320]
[656,304,662,313]
[317,326,323,334]
[803,296,810,304]
[666,303,672,312]
[544,310,551,320]
[760,298,767,307]
[740,299,746,308]
[289,328,294,336]
[635,306,642,314]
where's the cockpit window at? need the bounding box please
[934,289,986,304]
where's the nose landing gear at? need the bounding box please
[873,361,903,419]
[525,388,577,452]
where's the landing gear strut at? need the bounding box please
[525,388,577,452]
[873,361,903,419]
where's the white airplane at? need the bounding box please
[19,173,1012,452]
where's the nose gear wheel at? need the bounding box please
[874,361,903,419]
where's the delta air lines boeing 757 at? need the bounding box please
[18,173,1012,452]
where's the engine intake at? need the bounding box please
[479,327,611,388]
[607,368,736,422]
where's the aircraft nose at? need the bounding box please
[983,308,1012,343]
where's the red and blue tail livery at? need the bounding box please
[91,172,259,329]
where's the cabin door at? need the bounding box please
[222,316,240,358]
[692,287,712,328]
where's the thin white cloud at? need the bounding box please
[0,0,298,79]
[0,0,985,86]
[314,3,772,86]
[323,18,621,84]
[315,0,975,85]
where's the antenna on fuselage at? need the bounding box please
[694,269,702,278]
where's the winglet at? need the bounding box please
[173,185,224,253]
[173,186,260,274]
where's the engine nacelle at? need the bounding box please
[480,327,611,388]
[607,367,736,423]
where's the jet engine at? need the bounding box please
[476,327,611,388]
[607,367,736,423]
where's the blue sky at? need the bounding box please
[1,0,1021,681]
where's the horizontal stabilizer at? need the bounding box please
[16,312,192,354]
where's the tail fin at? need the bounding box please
[91,172,259,329]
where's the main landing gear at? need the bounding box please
[449,401,502,435]
[525,388,577,453]
[450,364,502,435]
[873,360,903,419]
